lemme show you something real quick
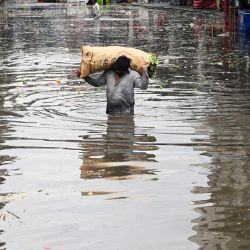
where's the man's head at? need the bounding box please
[114,56,131,77]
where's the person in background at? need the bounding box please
[87,0,100,18]
[83,55,149,114]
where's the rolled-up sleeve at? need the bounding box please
[134,69,149,90]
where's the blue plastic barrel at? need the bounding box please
[238,10,250,34]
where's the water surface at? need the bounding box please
[1,1,250,249]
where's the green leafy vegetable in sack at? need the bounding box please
[148,53,159,78]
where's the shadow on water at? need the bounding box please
[80,114,158,180]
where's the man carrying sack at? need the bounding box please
[82,55,149,114]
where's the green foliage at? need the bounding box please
[148,53,159,78]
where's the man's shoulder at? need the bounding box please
[104,69,114,76]
[129,69,140,77]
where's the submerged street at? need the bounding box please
[1,1,250,249]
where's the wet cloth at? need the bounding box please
[84,68,149,114]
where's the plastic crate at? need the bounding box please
[238,10,250,34]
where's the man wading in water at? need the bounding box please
[82,55,149,114]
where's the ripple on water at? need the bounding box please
[1,2,250,250]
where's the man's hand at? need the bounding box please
[142,62,150,71]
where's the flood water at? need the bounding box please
[1,0,250,249]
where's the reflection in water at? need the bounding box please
[1,0,250,249]
[190,110,250,249]
[0,97,16,250]
[80,114,157,180]
[186,32,250,249]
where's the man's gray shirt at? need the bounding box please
[84,68,149,114]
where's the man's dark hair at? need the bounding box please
[114,56,131,77]
[86,0,96,5]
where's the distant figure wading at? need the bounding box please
[83,55,149,114]
[87,0,100,17]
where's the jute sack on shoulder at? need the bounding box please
[79,45,151,78]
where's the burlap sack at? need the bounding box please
[79,45,151,78]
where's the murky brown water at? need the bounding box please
[1,0,250,249]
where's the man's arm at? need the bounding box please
[134,65,149,90]
[84,72,106,87]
